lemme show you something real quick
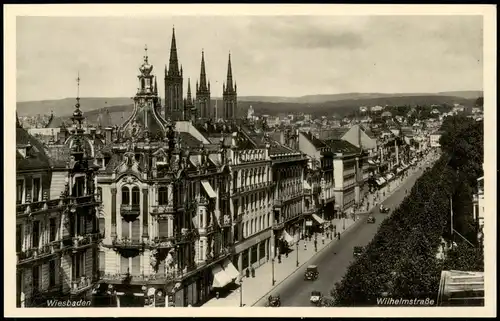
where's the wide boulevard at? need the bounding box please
[253,164,427,307]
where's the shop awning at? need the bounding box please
[222,259,240,281]
[303,180,312,190]
[376,177,387,186]
[201,180,217,199]
[368,159,376,165]
[396,167,403,173]
[211,264,232,288]
[311,213,326,225]
[401,161,408,167]
[282,231,295,244]
[385,173,393,181]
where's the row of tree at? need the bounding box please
[324,114,484,306]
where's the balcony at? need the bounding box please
[70,276,94,295]
[175,229,197,244]
[71,194,100,207]
[72,233,100,253]
[120,204,140,222]
[151,204,175,218]
[16,199,63,217]
[102,272,177,285]
[204,224,216,235]
[272,221,285,230]
[150,237,175,249]
[220,214,232,228]
[273,199,283,209]
[205,246,232,264]
[16,242,60,266]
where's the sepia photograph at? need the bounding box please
[4,4,496,318]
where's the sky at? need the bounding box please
[16,15,483,102]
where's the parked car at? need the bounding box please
[379,204,390,213]
[266,295,281,307]
[367,216,376,224]
[353,246,364,257]
[310,291,323,306]
[304,265,319,281]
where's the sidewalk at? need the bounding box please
[202,158,430,308]
[202,218,356,307]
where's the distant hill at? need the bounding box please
[237,91,483,104]
[18,91,482,118]
[46,94,477,127]
[239,95,477,117]
[16,97,134,117]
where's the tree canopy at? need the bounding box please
[329,115,484,306]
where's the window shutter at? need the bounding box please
[131,220,140,241]
[131,256,140,276]
[120,256,129,274]
[99,251,105,272]
[121,220,130,239]
[158,220,169,237]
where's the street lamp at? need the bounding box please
[239,276,244,307]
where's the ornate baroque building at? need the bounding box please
[96,49,238,307]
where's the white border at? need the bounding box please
[4,4,497,318]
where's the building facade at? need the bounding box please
[95,51,239,307]
[16,90,101,307]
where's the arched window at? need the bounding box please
[158,186,168,205]
[121,187,130,205]
[131,186,140,205]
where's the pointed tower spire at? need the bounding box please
[226,51,233,91]
[187,78,192,102]
[168,27,180,76]
[199,50,207,90]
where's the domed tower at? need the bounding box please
[119,46,168,141]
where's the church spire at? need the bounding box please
[187,78,192,103]
[226,52,234,91]
[168,27,180,77]
[199,50,208,91]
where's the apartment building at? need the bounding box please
[16,97,101,307]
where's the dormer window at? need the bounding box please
[17,147,27,158]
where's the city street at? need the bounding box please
[253,163,429,307]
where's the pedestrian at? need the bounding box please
[216,291,220,300]
[285,250,288,258]
[245,267,250,278]
[250,266,255,278]
[322,235,325,245]
[304,242,307,251]
[278,254,282,263]
[314,239,317,248]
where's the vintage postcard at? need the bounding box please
[4,3,496,318]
